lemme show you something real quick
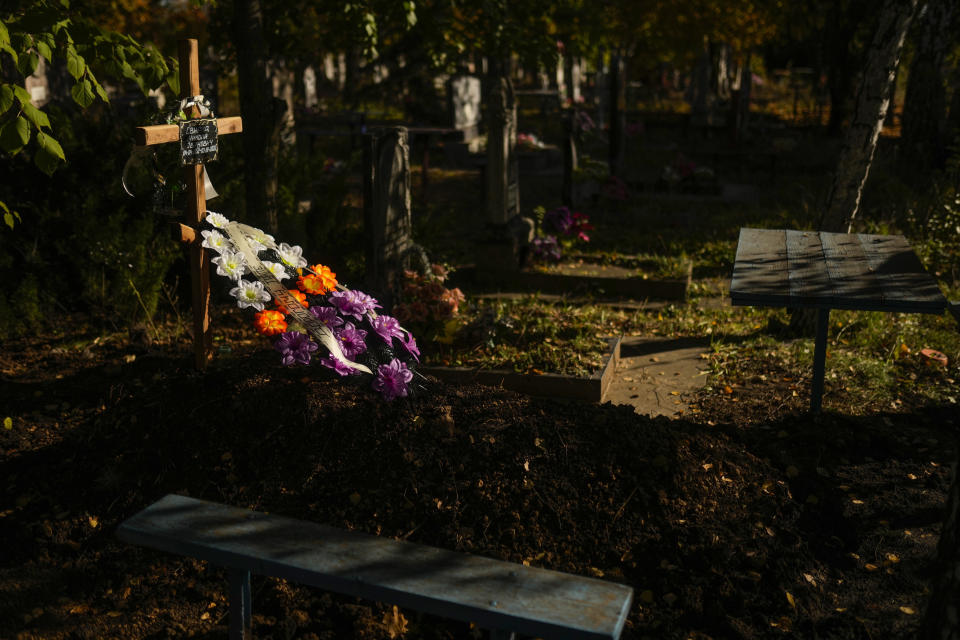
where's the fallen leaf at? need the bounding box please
[885,553,900,564]
[88,516,99,529]
[382,605,409,638]
[785,591,796,610]
[702,463,714,471]
[3,417,11,430]
[803,573,817,586]
[588,567,604,577]
[864,563,878,572]
[899,606,915,615]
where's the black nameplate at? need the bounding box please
[179,119,219,165]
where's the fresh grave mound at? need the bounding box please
[4,353,823,639]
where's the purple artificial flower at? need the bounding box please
[273,331,318,366]
[371,314,405,344]
[531,235,562,262]
[544,206,573,235]
[372,358,414,401]
[319,354,361,376]
[400,331,420,362]
[309,305,344,329]
[336,321,368,358]
[329,289,380,321]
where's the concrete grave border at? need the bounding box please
[419,336,621,403]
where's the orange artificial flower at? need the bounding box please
[253,309,287,336]
[275,289,308,315]
[309,264,338,292]
[298,273,327,296]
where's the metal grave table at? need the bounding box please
[730,228,947,412]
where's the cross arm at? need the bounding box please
[135,116,243,146]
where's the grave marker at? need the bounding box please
[448,74,482,142]
[134,38,243,370]
[486,73,519,226]
[562,110,579,206]
[363,127,412,303]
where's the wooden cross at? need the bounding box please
[135,38,243,370]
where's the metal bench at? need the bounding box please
[117,494,633,640]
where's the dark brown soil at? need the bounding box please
[1,308,957,639]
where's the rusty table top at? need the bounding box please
[730,228,946,314]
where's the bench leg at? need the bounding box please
[229,569,252,640]
[810,308,830,413]
[487,630,516,640]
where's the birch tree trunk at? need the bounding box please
[900,0,957,178]
[819,0,918,233]
[921,462,960,639]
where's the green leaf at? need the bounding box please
[1,201,20,229]
[0,84,13,115]
[21,101,50,129]
[34,131,65,175]
[0,116,31,155]
[88,72,108,103]
[70,78,94,108]
[66,50,85,80]
[16,51,38,77]
[13,84,30,105]
[165,69,179,96]
[0,19,9,49]
[1,43,17,65]
[35,39,52,61]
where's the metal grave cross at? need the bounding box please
[134,38,243,370]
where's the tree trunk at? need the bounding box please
[920,461,960,639]
[233,0,285,233]
[818,0,918,233]
[900,0,957,178]
[947,60,960,148]
[608,52,626,178]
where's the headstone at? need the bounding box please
[270,62,296,144]
[565,56,582,104]
[594,51,608,129]
[448,75,482,141]
[25,57,49,106]
[303,65,318,110]
[562,110,579,206]
[322,55,334,82]
[363,127,412,302]
[486,73,519,226]
[555,58,566,102]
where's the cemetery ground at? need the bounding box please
[4,114,960,638]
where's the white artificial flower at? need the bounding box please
[211,250,248,281]
[262,260,290,281]
[245,228,276,253]
[277,242,307,269]
[205,211,230,228]
[229,279,271,311]
[200,229,230,254]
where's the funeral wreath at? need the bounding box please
[201,211,422,400]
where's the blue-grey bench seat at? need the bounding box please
[117,494,634,640]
